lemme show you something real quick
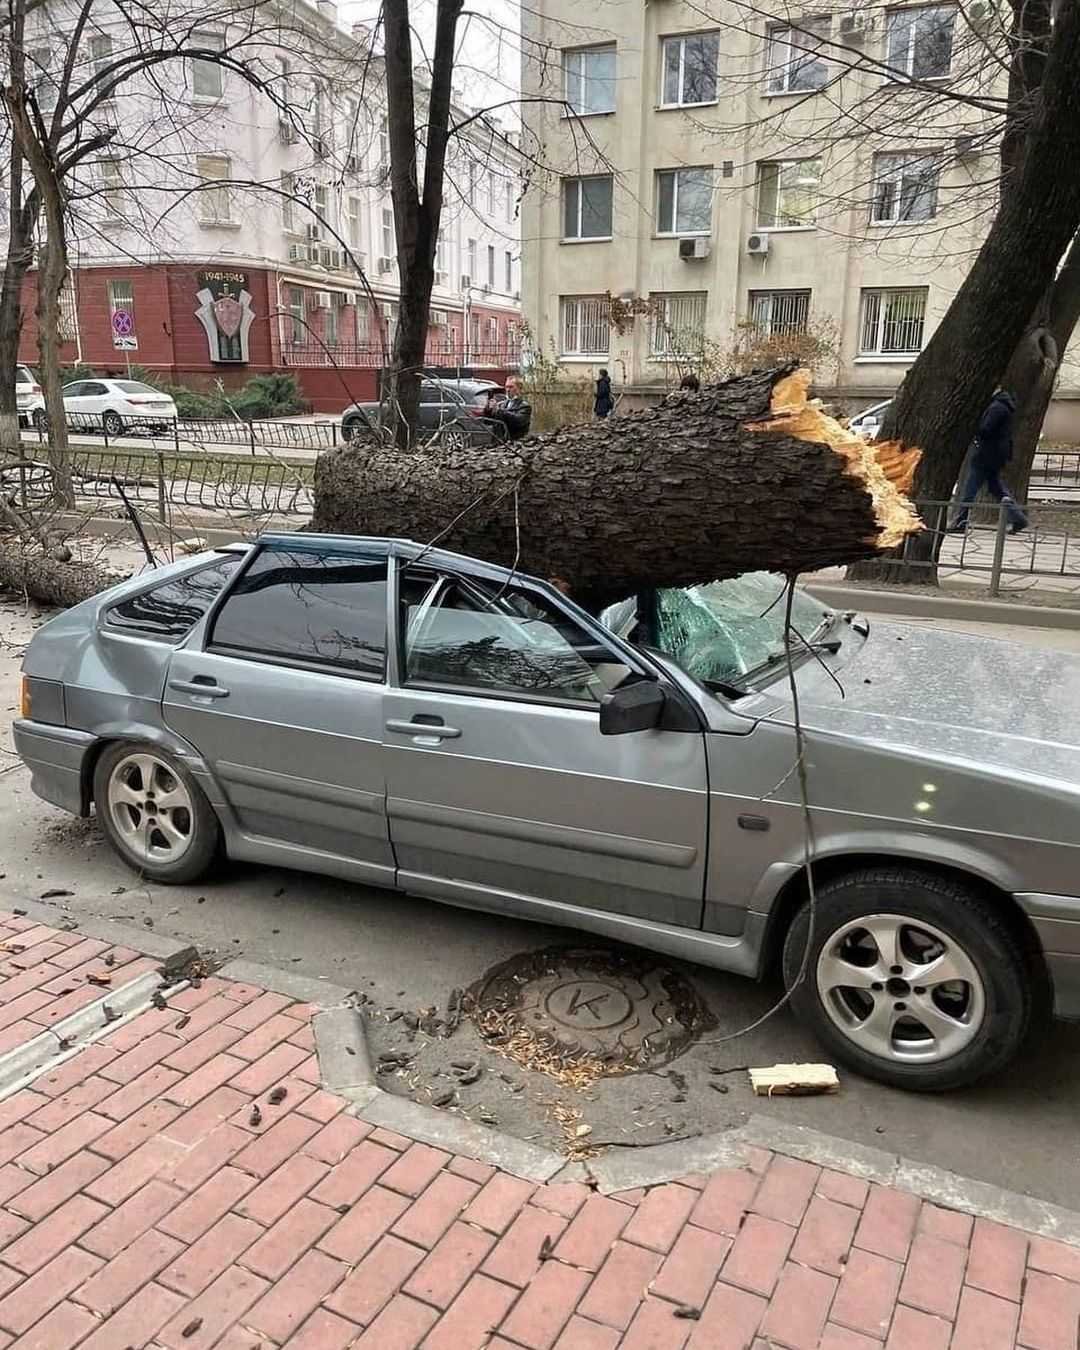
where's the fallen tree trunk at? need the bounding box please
[0,540,127,608]
[312,366,923,610]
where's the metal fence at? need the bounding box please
[34,414,341,455]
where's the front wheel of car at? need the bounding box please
[782,868,1031,1091]
[93,742,221,883]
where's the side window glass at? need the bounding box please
[211,546,387,677]
[65,382,84,396]
[402,569,632,703]
[106,554,243,641]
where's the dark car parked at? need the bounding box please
[341,378,502,444]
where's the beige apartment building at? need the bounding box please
[519,1,1080,430]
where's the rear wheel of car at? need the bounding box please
[782,868,1031,1091]
[93,742,220,883]
[102,410,125,437]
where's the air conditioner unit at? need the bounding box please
[278,120,297,145]
[839,11,869,40]
[376,256,393,273]
[314,291,333,308]
[460,273,471,290]
[305,223,322,241]
[430,309,448,326]
[747,232,770,255]
[954,133,979,158]
[288,243,305,262]
[968,0,996,26]
[678,237,711,260]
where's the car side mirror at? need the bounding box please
[599,680,666,735]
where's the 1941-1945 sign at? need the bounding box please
[193,270,255,363]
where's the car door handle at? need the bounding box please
[169,677,229,699]
[386,718,461,740]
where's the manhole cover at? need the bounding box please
[467,946,714,1086]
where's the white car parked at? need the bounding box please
[62,378,178,435]
[847,399,891,442]
[15,364,46,430]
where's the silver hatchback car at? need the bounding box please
[14,534,1080,1091]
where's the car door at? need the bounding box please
[162,539,395,885]
[382,558,709,927]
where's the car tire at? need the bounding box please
[782,867,1031,1092]
[102,410,125,437]
[341,417,365,443]
[93,742,221,884]
[32,409,48,434]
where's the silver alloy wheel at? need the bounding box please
[106,752,194,865]
[815,911,986,1063]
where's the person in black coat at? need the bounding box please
[485,376,532,442]
[950,389,1028,534]
[594,368,614,419]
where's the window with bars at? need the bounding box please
[871,152,940,223]
[486,317,498,347]
[766,18,830,94]
[563,45,616,115]
[562,175,613,239]
[655,168,712,235]
[285,285,305,343]
[58,280,78,342]
[191,32,224,100]
[757,159,821,228]
[196,155,231,223]
[650,292,707,358]
[560,296,611,356]
[885,5,956,80]
[660,32,720,106]
[108,279,134,333]
[859,287,928,355]
[749,290,811,335]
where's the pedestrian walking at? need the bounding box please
[949,389,1028,534]
[594,368,614,419]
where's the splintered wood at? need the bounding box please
[749,1062,840,1097]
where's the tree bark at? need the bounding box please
[33,216,74,507]
[310,366,922,611]
[0,539,126,608]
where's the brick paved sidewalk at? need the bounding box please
[0,910,1077,1350]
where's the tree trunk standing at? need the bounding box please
[850,0,1078,584]
[33,213,74,507]
[311,367,922,611]
[381,0,463,447]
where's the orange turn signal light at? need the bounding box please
[20,676,31,719]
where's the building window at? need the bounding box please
[277,56,293,106]
[466,238,477,282]
[191,32,224,100]
[486,316,498,348]
[469,313,480,352]
[380,207,394,261]
[281,172,295,232]
[196,155,232,223]
[650,292,707,359]
[562,45,616,116]
[107,279,134,332]
[89,33,113,82]
[656,167,712,236]
[885,5,956,80]
[324,297,339,345]
[100,158,125,218]
[487,245,495,288]
[505,179,515,221]
[749,289,811,335]
[859,287,928,356]
[766,18,830,94]
[871,152,940,223]
[504,250,513,292]
[757,158,821,228]
[58,279,77,340]
[560,295,611,356]
[660,32,720,107]
[378,115,389,173]
[31,49,55,112]
[286,285,304,342]
[562,175,613,240]
[435,233,449,284]
[346,195,361,251]
[314,184,329,231]
[487,176,497,215]
[467,160,478,205]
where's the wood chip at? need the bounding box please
[748,1063,839,1097]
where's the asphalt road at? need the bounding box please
[3,600,1080,1203]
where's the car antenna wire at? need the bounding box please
[699,573,819,1046]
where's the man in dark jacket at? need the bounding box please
[949,389,1028,534]
[487,376,532,442]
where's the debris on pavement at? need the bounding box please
[749,1062,839,1096]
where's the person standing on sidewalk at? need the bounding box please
[950,388,1028,534]
[594,368,614,419]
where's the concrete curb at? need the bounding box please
[0,895,198,964]
[216,957,356,1009]
[806,581,1080,628]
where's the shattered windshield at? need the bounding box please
[602,573,831,687]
